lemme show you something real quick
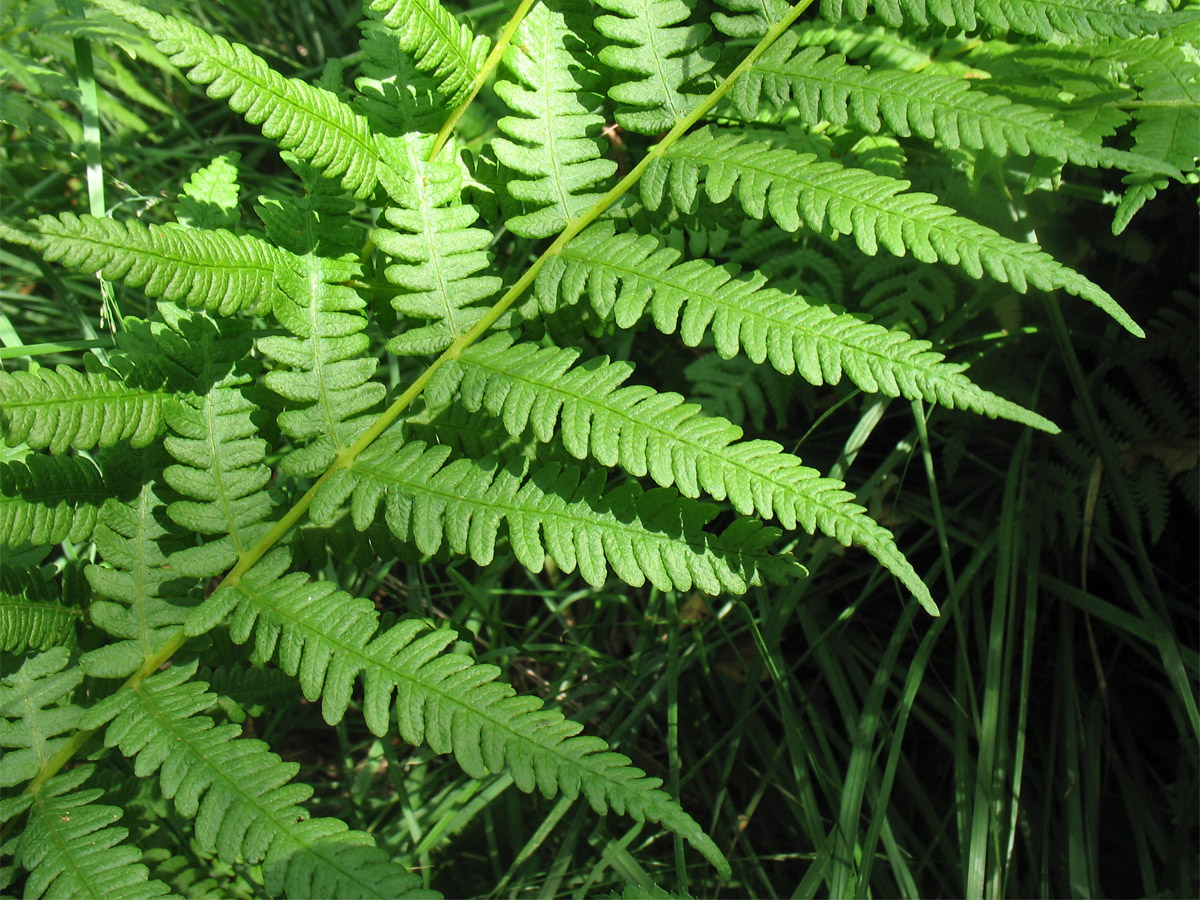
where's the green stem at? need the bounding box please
[429,0,538,161]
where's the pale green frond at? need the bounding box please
[710,0,791,38]
[313,433,800,595]
[11,212,284,316]
[432,333,937,611]
[367,0,491,107]
[12,767,174,899]
[93,0,383,197]
[0,565,83,653]
[643,127,1143,335]
[493,0,619,238]
[372,136,504,355]
[535,223,1058,432]
[0,356,167,454]
[595,0,720,134]
[0,453,106,547]
[175,153,242,230]
[819,0,1167,41]
[355,20,446,134]
[80,663,429,899]
[734,37,1178,178]
[186,548,733,879]
[0,647,83,786]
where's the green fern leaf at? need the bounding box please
[82,455,194,678]
[159,308,274,578]
[819,0,1166,41]
[595,0,720,134]
[372,137,504,355]
[11,212,284,316]
[711,0,791,38]
[643,127,1143,336]
[535,223,1057,432]
[314,432,799,595]
[176,153,242,230]
[93,0,383,198]
[10,767,174,899]
[0,355,166,453]
[431,334,936,612]
[187,549,732,879]
[0,565,83,653]
[734,38,1176,177]
[355,20,447,134]
[0,647,83,786]
[0,453,105,547]
[80,663,430,899]
[367,0,491,107]
[493,1,619,238]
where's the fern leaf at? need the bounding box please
[315,432,800,595]
[82,453,194,678]
[734,38,1176,177]
[595,0,720,134]
[430,334,936,611]
[187,549,733,879]
[367,0,491,107]
[535,223,1057,432]
[492,1,619,238]
[1126,40,1200,174]
[254,170,386,476]
[643,127,1143,336]
[0,453,105,547]
[10,767,174,899]
[818,0,1166,41]
[11,212,284,316]
[176,153,242,230]
[80,663,429,899]
[158,307,274,578]
[711,0,791,38]
[93,0,383,198]
[0,565,83,653]
[0,354,166,453]
[372,137,504,355]
[0,647,83,786]
[355,20,447,134]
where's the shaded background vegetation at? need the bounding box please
[2,0,1196,897]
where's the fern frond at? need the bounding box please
[595,0,720,134]
[734,38,1175,177]
[0,453,105,547]
[314,431,798,594]
[1125,39,1200,173]
[255,171,386,476]
[158,308,274,578]
[80,663,429,899]
[186,548,733,878]
[431,334,937,610]
[9,767,174,899]
[93,0,383,198]
[684,351,796,431]
[492,1,619,238]
[0,647,83,786]
[711,0,791,38]
[176,153,242,230]
[10,212,284,316]
[372,137,504,355]
[535,223,1057,432]
[355,20,446,134]
[643,127,1143,336]
[82,454,195,678]
[367,0,491,107]
[0,565,83,653]
[0,355,166,453]
[818,0,1166,41]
